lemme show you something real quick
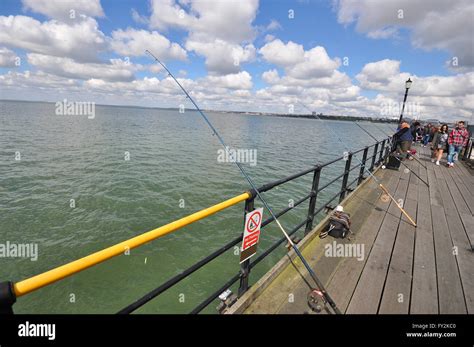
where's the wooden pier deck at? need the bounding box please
[227,146,474,314]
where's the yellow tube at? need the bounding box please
[14,192,251,297]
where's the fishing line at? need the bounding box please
[298,101,417,227]
[145,50,341,314]
[354,122,429,187]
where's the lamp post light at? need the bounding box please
[398,78,412,123]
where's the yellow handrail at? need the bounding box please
[14,192,251,297]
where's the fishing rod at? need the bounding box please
[354,122,429,187]
[373,123,428,170]
[145,50,341,314]
[298,102,417,227]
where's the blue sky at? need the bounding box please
[0,0,472,121]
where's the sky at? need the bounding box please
[0,0,473,121]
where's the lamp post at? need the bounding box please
[398,78,412,123]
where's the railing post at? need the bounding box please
[384,137,391,161]
[0,281,16,314]
[304,166,321,235]
[370,143,379,171]
[238,196,255,296]
[358,147,369,185]
[378,140,386,164]
[339,152,353,202]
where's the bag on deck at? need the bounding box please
[326,212,351,239]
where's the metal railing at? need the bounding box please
[0,137,391,315]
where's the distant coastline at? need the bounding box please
[0,98,398,123]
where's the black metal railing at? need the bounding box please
[118,137,391,314]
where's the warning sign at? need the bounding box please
[240,208,263,263]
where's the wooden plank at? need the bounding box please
[451,163,474,196]
[445,165,474,215]
[326,208,385,312]
[459,213,474,250]
[444,213,474,313]
[436,175,460,217]
[325,172,402,312]
[378,198,417,313]
[453,161,474,186]
[426,165,443,207]
[410,163,438,314]
[433,166,474,313]
[440,168,471,215]
[431,205,467,313]
[346,173,410,313]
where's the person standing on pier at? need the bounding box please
[446,121,469,168]
[393,121,413,159]
[422,123,432,147]
[431,124,448,166]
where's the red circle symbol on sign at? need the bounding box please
[246,211,262,233]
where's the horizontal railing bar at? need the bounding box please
[349,163,361,172]
[347,175,360,188]
[118,234,243,314]
[190,273,241,314]
[312,188,345,218]
[261,193,312,228]
[256,166,317,193]
[13,192,251,297]
[317,172,345,192]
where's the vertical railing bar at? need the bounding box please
[339,152,352,202]
[304,166,322,235]
[358,147,369,185]
[370,143,379,171]
[378,140,386,164]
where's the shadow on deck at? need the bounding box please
[227,146,474,314]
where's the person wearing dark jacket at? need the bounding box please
[393,121,413,158]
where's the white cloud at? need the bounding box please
[366,28,398,39]
[266,19,282,31]
[22,0,104,21]
[262,69,280,84]
[356,59,402,86]
[0,47,17,67]
[0,70,79,89]
[259,39,305,66]
[27,53,138,82]
[0,15,107,63]
[131,8,149,25]
[335,0,474,68]
[355,59,474,119]
[185,38,256,74]
[148,0,259,75]
[260,39,342,79]
[264,34,275,42]
[110,28,187,60]
[288,46,341,79]
[149,0,258,43]
[203,71,253,90]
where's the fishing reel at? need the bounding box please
[216,289,238,314]
[307,288,327,313]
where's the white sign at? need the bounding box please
[240,208,263,263]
